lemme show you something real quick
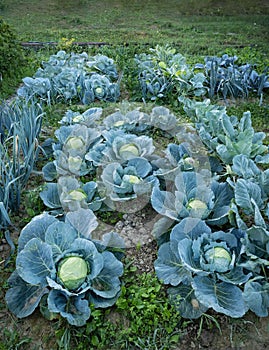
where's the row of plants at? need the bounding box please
[1,46,269,348]
[14,45,269,107]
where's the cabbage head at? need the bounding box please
[5,208,124,326]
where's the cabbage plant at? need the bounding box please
[151,171,233,240]
[5,208,124,326]
[101,157,158,202]
[85,130,156,166]
[103,109,150,134]
[17,50,121,104]
[154,217,253,318]
[40,176,103,214]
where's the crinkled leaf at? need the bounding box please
[255,153,269,164]
[234,179,263,214]
[232,154,261,179]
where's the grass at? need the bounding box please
[0,1,269,349]
[0,0,268,55]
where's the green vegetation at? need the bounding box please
[56,265,183,350]
[0,0,268,55]
[0,1,268,349]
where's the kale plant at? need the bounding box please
[135,45,206,102]
[195,54,269,101]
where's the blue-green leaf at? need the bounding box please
[192,276,246,317]
[151,186,178,220]
[40,183,61,209]
[16,238,56,285]
[171,217,211,242]
[48,290,91,326]
[5,271,49,318]
[154,241,191,286]
[234,179,263,214]
[18,213,57,252]
[45,221,78,260]
[168,283,208,319]
[66,208,98,239]
[243,280,269,317]
[90,251,123,298]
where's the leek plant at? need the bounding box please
[0,98,43,229]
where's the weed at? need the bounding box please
[0,329,32,350]
[53,263,183,350]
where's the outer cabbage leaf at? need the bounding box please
[44,221,78,261]
[242,226,269,266]
[42,161,57,181]
[65,208,98,239]
[170,217,211,242]
[18,213,57,252]
[151,186,178,220]
[89,251,123,299]
[48,290,91,326]
[40,183,62,210]
[88,289,122,308]
[168,283,208,319]
[154,241,191,286]
[243,279,269,317]
[5,271,49,318]
[16,238,56,286]
[192,276,246,318]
